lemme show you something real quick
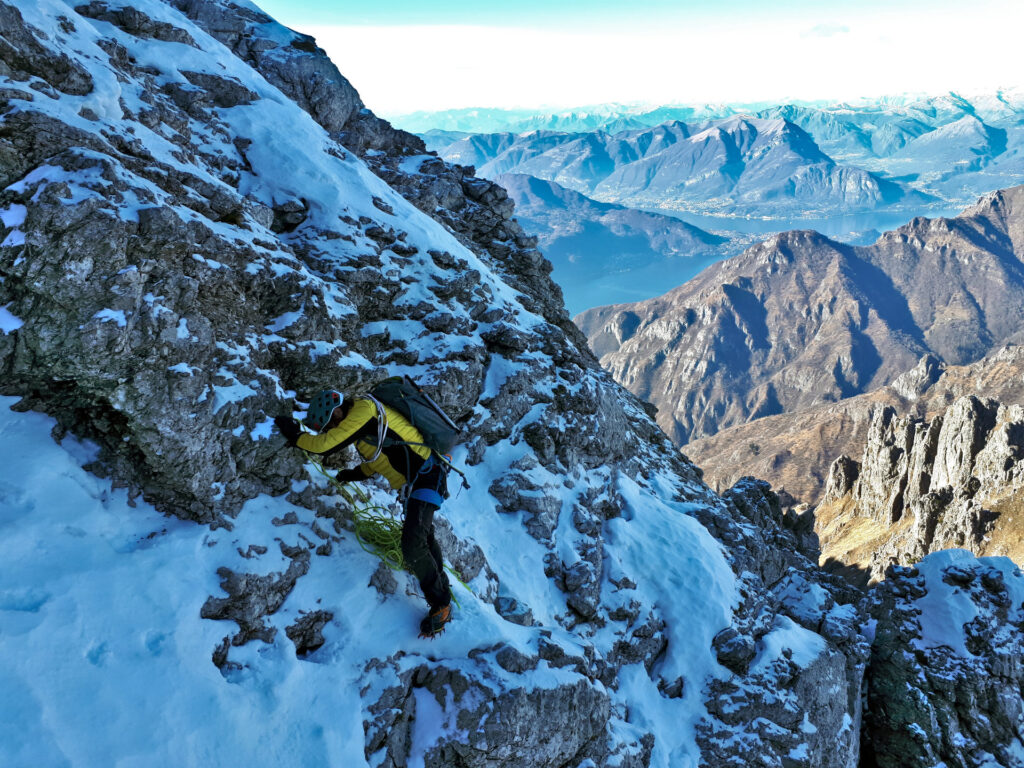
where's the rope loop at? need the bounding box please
[301,451,471,601]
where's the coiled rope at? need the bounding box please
[302,451,470,600]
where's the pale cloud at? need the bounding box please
[804,23,851,38]
[302,2,1024,114]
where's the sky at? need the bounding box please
[251,0,1024,116]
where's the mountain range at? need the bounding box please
[419,93,1024,224]
[577,186,1024,447]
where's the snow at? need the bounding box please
[0,303,24,333]
[192,254,228,270]
[1,203,26,227]
[749,615,827,674]
[211,368,258,413]
[266,310,304,332]
[1,202,27,247]
[249,416,275,441]
[593,475,737,767]
[1,228,25,247]
[913,549,1024,658]
[0,399,532,765]
[398,155,433,175]
[0,387,748,767]
[92,308,128,327]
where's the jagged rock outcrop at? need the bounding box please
[578,187,1024,447]
[0,1,872,766]
[698,478,868,768]
[891,353,944,401]
[685,345,1024,506]
[864,552,1024,768]
[819,394,1024,582]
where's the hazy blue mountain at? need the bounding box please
[418,92,1024,224]
[498,173,730,312]
[390,101,773,134]
[435,117,927,219]
[591,117,920,215]
[888,116,1007,175]
[419,129,471,153]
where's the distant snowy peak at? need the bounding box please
[902,115,1004,148]
[398,91,1024,136]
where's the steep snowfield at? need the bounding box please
[0,403,739,766]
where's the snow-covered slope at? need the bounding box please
[865,551,1024,767]
[0,1,869,766]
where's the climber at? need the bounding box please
[274,389,453,638]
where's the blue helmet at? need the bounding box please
[305,389,344,433]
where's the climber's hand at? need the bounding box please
[334,467,367,483]
[274,415,302,444]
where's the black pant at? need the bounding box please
[401,462,450,609]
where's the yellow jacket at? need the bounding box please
[296,398,430,489]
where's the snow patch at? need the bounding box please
[0,304,24,333]
[92,308,128,327]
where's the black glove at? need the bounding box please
[274,415,302,444]
[335,467,368,483]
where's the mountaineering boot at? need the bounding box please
[419,604,452,638]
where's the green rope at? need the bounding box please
[302,450,471,602]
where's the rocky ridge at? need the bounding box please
[818,389,1024,583]
[863,553,1024,768]
[0,1,871,766]
[683,345,1024,506]
[578,187,1024,447]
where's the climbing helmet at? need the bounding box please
[305,389,344,433]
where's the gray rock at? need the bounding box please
[865,558,1024,768]
[75,2,198,45]
[837,394,1024,581]
[200,547,310,661]
[853,406,915,524]
[285,609,333,656]
[891,354,944,401]
[822,454,860,503]
[0,3,94,95]
[712,627,756,674]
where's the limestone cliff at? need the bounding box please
[819,391,1024,583]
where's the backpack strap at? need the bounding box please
[360,394,389,462]
[362,394,471,491]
